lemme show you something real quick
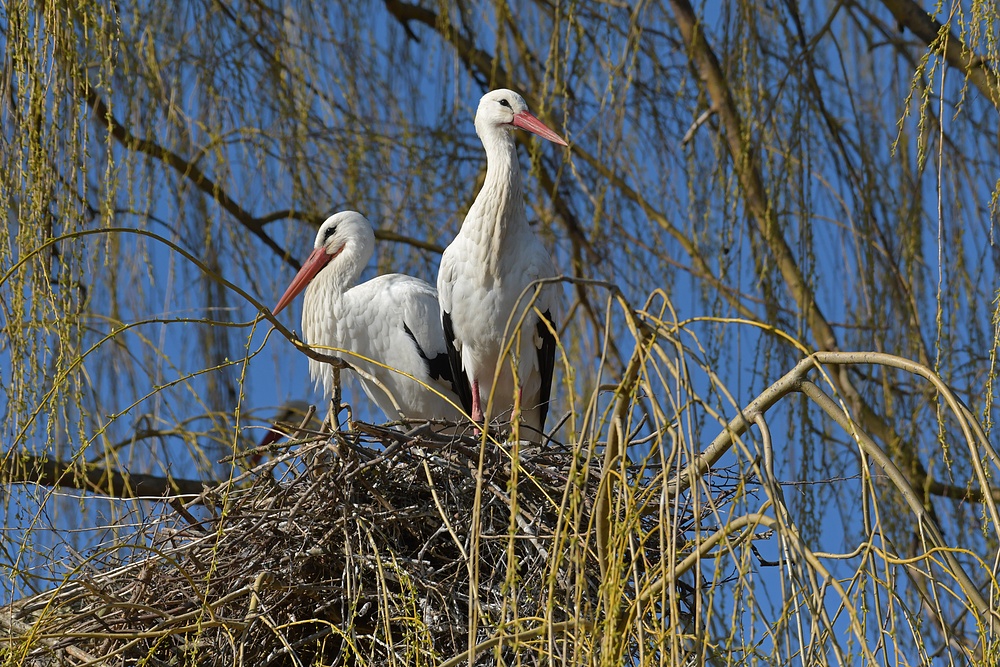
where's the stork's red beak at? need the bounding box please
[512,111,568,147]
[272,245,338,315]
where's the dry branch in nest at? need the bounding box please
[2,422,709,666]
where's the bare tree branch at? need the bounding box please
[2,452,218,499]
[669,0,838,351]
[373,228,444,254]
[384,0,508,89]
[257,209,447,254]
[87,87,446,264]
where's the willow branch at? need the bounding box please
[800,379,998,633]
[669,0,837,351]
[373,228,444,254]
[84,89,300,270]
[670,351,1000,506]
[258,211,445,254]
[666,356,814,498]
[665,0,984,506]
[878,0,1000,110]
[596,326,655,578]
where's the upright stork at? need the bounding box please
[437,89,566,443]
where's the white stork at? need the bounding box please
[437,89,566,443]
[273,211,463,426]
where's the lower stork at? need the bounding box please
[273,211,463,426]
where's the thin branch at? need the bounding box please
[383,0,506,89]
[668,0,838,351]
[681,106,717,146]
[666,356,813,498]
[258,210,448,254]
[669,351,1000,503]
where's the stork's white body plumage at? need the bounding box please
[274,211,462,424]
[438,89,565,442]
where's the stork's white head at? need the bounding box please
[310,210,375,257]
[272,210,375,315]
[475,89,568,147]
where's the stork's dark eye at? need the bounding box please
[322,226,337,243]
[499,99,512,109]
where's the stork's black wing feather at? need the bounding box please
[441,312,474,415]
[536,309,557,432]
[402,322,454,386]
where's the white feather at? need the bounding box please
[279,211,462,423]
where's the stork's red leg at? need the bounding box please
[471,379,483,423]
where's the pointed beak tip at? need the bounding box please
[270,245,333,320]
[272,289,299,318]
[512,111,568,147]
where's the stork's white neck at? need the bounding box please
[301,238,370,341]
[463,124,528,263]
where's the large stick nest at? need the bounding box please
[4,422,697,666]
